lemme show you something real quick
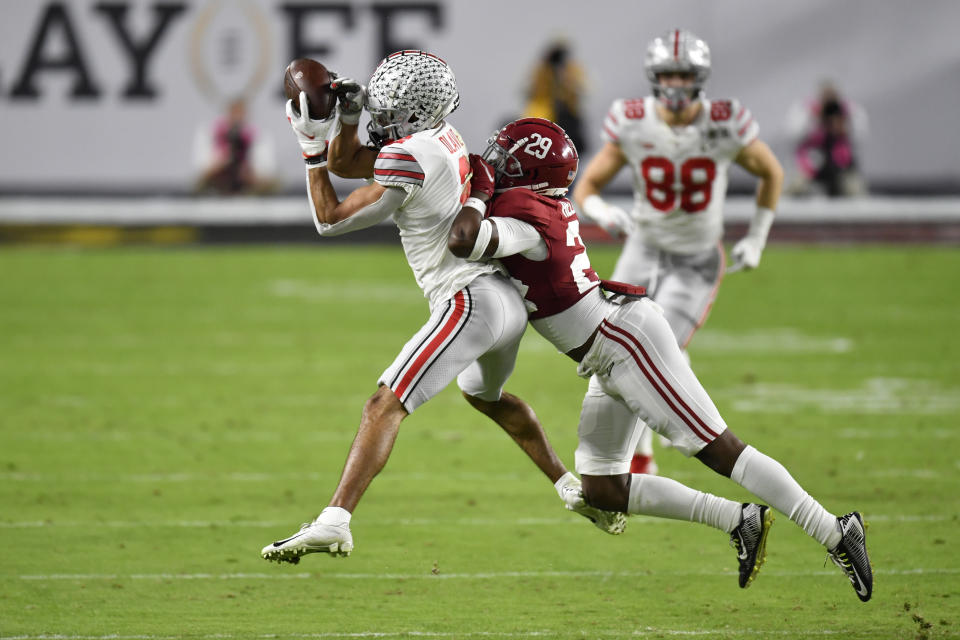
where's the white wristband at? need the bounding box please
[463,197,487,216]
[467,219,494,261]
[748,207,775,240]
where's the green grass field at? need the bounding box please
[1,244,958,639]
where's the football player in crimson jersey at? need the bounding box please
[448,118,871,600]
[262,52,625,565]
[572,29,785,475]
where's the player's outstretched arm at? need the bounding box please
[306,172,406,236]
[328,123,378,179]
[572,143,632,237]
[306,169,385,225]
[730,140,785,270]
[327,76,378,179]
[735,139,784,213]
[571,142,627,206]
[287,90,401,233]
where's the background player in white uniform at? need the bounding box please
[572,29,784,474]
[262,52,622,564]
[448,118,871,601]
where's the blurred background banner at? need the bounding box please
[2,0,959,196]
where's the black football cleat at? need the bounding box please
[827,512,873,602]
[730,503,774,588]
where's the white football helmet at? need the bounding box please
[644,29,711,112]
[365,50,460,147]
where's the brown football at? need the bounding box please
[283,58,336,120]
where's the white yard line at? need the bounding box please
[15,567,959,581]
[268,279,420,303]
[0,517,578,529]
[5,462,957,483]
[720,377,960,415]
[0,469,558,483]
[0,630,913,639]
[693,329,853,354]
[0,513,951,529]
[2,631,924,640]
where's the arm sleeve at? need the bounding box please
[311,184,406,237]
[489,217,546,260]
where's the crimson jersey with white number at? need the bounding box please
[491,189,600,320]
[602,96,759,254]
[373,123,497,310]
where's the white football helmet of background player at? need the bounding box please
[644,29,711,112]
[365,50,460,147]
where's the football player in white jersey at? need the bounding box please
[448,118,871,601]
[262,51,623,564]
[572,29,784,475]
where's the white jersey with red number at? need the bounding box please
[602,96,759,254]
[374,123,498,310]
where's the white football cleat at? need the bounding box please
[556,473,627,536]
[261,519,353,564]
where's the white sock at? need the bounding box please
[634,424,654,456]
[731,445,840,548]
[316,506,351,526]
[628,473,742,533]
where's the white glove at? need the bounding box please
[330,76,365,126]
[730,207,775,270]
[285,91,338,165]
[582,194,632,238]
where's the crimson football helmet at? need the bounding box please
[480,118,578,196]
